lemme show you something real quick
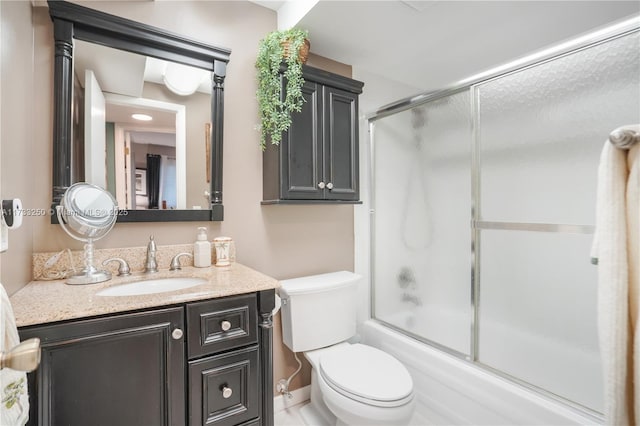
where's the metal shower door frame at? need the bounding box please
[367,15,640,420]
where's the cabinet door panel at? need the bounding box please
[324,86,359,201]
[280,79,324,199]
[20,308,185,426]
[189,346,260,426]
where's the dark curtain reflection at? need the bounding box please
[147,154,161,209]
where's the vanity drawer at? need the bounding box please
[187,293,258,358]
[188,345,259,426]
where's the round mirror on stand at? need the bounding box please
[56,183,118,285]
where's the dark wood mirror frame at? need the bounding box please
[48,0,230,222]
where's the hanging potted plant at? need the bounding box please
[255,28,310,150]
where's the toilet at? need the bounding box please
[279,271,415,426]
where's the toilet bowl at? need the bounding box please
[311,343,415,425]
[279,272,416,426]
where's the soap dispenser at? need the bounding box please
[193,227,212,267]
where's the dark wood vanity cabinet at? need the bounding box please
[19,291,275,426]
[262,66,364,204]
[19,307,186,426]
[187,294,260,426]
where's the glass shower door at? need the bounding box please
[372,91,472,356]
[369,23,639,415]
[475,31,640,412]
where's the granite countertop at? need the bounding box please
[10,263,280,328]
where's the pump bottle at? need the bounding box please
[193,227,212,267]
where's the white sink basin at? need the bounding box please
[97,277,207,296]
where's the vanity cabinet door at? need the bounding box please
[19,307,185,426]
[188,346,260,426]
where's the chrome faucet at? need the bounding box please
[170,252,193,271]
[145,235,158,273]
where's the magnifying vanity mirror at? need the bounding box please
[48,1,230,222]
[57,182,118,284]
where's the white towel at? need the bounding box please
[628,143,640,423]
[0,283,29,426]
[591,139,640,425]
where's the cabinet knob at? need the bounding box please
[220,320,232,331]
[317,182,325,189]
[171,328,183,340]
[326,182,334,190]
[222,386,233,399]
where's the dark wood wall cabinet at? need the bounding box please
[262,66,364,204]
[19,290,275,426]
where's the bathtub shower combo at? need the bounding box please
[364,18,639,424]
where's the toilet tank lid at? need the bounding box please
[279,271,361,297]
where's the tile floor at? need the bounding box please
[274,401,310,426]
[274,399,428,426]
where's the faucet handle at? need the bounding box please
[148,235,157,251]
[170,252,193,271]
[102,257,132,276]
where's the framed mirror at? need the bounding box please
[48,0,230,222]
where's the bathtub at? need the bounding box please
[361,319,602,425]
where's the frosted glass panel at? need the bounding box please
[478,32,640,224]
[478,230,602,411]
[372,92,471,354]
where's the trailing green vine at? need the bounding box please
[256,28,309,150]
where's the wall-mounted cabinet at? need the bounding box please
[262,66,364,204]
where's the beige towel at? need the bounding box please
[0,283,29,426]
[628,144,640,424]
[592,139,640,425]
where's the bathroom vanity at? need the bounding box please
[11,263,278,426]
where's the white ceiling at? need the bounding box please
[75,1,639,120]
[105,103,176,129]
[74,39,146,97]
[262,1,640,95]
[129,131,176,148]
[74,40,208,136]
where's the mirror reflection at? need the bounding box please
[73,40,212,210]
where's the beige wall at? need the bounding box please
[1,1,35,295]
[5,1,355,393]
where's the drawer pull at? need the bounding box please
[172,328,183,340]
[222,386,233,399]
[220,320,232,331]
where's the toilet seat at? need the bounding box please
[319,344,413,408]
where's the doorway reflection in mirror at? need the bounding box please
[73,39,212,210]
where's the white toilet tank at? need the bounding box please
[279,271,360,352]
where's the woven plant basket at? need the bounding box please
[282,38,310,63]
